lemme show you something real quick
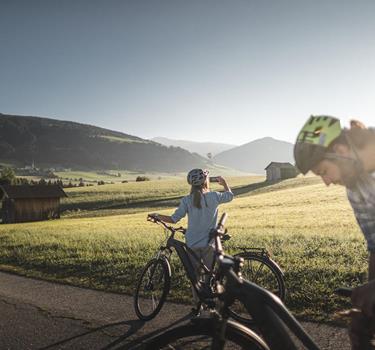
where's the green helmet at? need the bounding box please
[294,115,342,174]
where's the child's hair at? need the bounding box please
[329,119,375,151]
[190,182,208,209]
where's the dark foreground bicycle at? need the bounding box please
[142,213,363,350]
[133,215,285,324]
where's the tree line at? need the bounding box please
[0,167,80,188]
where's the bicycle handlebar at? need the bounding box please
[218,213,228,229]
[210,212,229,255]
[147,215,186,234]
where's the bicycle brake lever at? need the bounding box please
[221,233,231,241]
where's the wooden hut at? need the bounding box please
[0,185,67,224]
[265,162,298,182]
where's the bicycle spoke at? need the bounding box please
[229,254,285,324]
[135,258,170,320]
[152,293,157,310]
[246,259,254,278]
[253,262,265,283]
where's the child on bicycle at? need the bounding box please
[149,168,234,314]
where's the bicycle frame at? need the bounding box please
[212,227,320,350]
[144,214,352,350]
[174,240,215,293]
[218,266,319,349]
[154,222,216,303]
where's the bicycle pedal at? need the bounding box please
[191,307,202,317]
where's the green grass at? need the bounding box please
[55,166,250,185]
[0,176,368,322]
[54,170,184,184]
[61,176,263,213]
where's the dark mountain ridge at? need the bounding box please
[0,113,208,172]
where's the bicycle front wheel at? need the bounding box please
[229,252,285,324]
[143,318,270,349]
[134,257,171,321]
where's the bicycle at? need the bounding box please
[226,244,285,324]
[133,214,285,325]
[142,213,364,350]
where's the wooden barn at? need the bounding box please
[265,162,298,182]
[0,185,67,224]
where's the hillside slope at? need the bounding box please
[0,114,209,172]
[152,137,236,157]
[213,137,294,174]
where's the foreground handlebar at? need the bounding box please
[218,213,228,229]
[210,212,229,254]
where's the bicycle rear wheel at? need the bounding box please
[134,257,171,321]
[229,252,285,325]
[143,318,269,349]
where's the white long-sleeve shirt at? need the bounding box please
[171,191,234,248]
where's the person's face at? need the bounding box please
[312,156,360,188]
[312,143,361,188]
[312,160,344,186]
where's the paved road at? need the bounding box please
[0,272,350,349]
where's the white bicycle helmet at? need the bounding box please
[187,168,209,186]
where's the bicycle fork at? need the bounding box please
[211,315,228,350]
[146,248,171,290]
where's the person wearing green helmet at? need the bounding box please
[295,115,375,349]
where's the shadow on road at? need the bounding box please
[38,313,191,350]
[114,313,191,350]
[39,319,145,350]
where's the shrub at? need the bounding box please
[136,176,150,182]
[0,167,16,185]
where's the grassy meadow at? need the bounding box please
[54,163,249,186]
[61,175,262,213]
[0,175,368,322]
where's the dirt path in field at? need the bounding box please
[0,271,350,349]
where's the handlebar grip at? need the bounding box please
[147,214,159,223]
[334,287,352,298]
[218,213,228,228]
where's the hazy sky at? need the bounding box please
[1,0,374,145]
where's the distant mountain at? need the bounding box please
[213,137,294,174]
[152,137,236,158]
[0,114,210,172]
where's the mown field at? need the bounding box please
[55,163,249,185]
[61,176,262,213]
[0,175,368,322]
